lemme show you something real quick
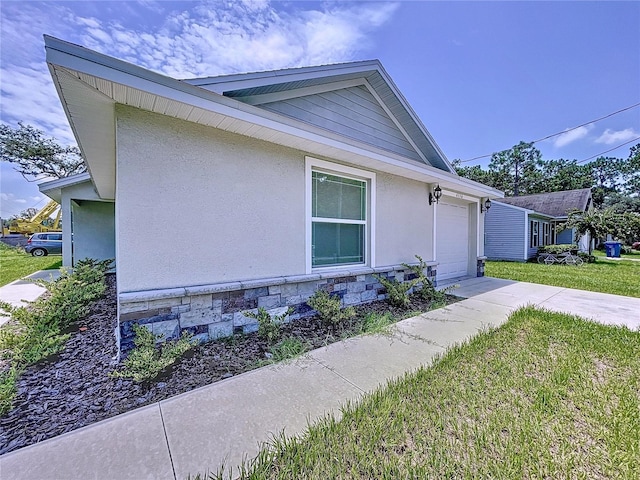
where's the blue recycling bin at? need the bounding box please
[604,241,622,258]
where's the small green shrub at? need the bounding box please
[0,258,112,415]
[357,312,395,335]
[0,369,18,415]
[402,255,440,302]
[269,337,309,362]
[307,290,355,328]
[537,244,577,254]
[243,307,293,343]
[112,324,195,382]
[374,274,417,308]
[578,252,596,263]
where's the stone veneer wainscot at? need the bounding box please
[117,263,438,352]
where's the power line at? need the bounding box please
[576,136,640,164]
[532,102,640,144]
[459,101,640,163]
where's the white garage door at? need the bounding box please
[436,200,469,280]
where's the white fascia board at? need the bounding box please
[37,173,92,203]
[373,62,456,174]
[45,37,498,199]
[183,60,382,92]
[362,79,429,165]
[38,172,92,192]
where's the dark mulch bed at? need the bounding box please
[0,274,457,455]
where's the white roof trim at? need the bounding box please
[362,79,429,165]
[38,172,91,192]
[184,60,384,91]
[38,172,94,203]
[44,36,500,199]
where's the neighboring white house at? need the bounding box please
[42,36,502,351]
[484,188,593,261]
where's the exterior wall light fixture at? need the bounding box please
[429,184,442,205]
[481,198,492,213]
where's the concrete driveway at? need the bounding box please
[450,276,639,330]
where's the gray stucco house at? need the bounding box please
[484,188,593,261]
[41,36,501,351]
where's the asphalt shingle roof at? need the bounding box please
[495,188,592,218]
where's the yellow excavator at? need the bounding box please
[5,200,62,235]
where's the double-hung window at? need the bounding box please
[542,223,550,246]
[306,158,375,271]
[530,220,539,248]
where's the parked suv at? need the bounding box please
[25,232,63,256]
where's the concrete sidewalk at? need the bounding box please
[0,269,62,326]
[1,277,638,479]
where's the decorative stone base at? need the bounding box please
[118,262,438,352]
[477,256,487,277]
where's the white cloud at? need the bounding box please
[0,0,399,144]
[1,1,399,215]
[553,124,593,148]
[69,2,399,78]
[0,191,29,217]
[595,128,639,145]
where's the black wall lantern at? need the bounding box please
[480,198,492,213]
[429,184,442,205]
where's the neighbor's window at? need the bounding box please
[311,170,367,267]
[530,220,539,248]
[542,223,550,245]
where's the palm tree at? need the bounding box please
[560,208,615,255]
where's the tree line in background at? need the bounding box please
[452,141,640,211]
[452,141,640,246]
[2,122,639,243]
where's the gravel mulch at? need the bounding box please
[0,274,456,455]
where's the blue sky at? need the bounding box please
[1,0,639,218]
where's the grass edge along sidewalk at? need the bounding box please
[0,243,61,287]
[0,259,112,415]
[197,306,640,480]
[486,259,640,298]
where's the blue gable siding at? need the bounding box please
[261,85,423,162]
[484,202,526,261]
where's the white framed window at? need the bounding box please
[530,220,539,247]
[542,222,551,245]
[305,157,375,272]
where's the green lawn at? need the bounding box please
[486,258,640,298]
[205,307,640,479]
[593,248,640,260]
[0,243,61,287]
